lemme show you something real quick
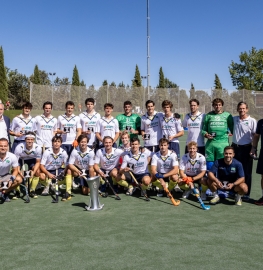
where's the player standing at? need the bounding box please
[79,98,101,149]
[141,100,162,152]
[151,138,179,197]
[57,101,82,156]
[232,102,256,201]
[95,103,119,148]
[116,101,141,142]
[33,102,57,151]
[9,102,36,153]
[182,99,205,155]
[160,100,184,158]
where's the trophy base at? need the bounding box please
[85,204,104,211]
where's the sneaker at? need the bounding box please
[61,192,72,201]
[255,196,263,205]
[235,194,242,206]
[72,181,79,189]
[59,184,66,190]
[201,191,207,201]
[242,195,250,202]
[174,184,183,193]
[41,185,50,196]
[210,194,220,205]
[182,189,192,199]
[29,191,38,199]
[157,189,164,197]
[126,186,135,196]
[12,191,20,200]
[4,194,11,202]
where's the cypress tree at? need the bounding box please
[0,46,8,103]
[72,65,80,86]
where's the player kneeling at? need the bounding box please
[178,141,207,199]
[68,134,95,195]
[118,137,152,196]
[151,138,179,197]
[0,138,23,203]
[207,146,248,206]
[14,132,42,199]
[40,135,72,201]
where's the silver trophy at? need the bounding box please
[85,176,104,211]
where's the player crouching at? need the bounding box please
[40,135,72,201]
[68,134,95,195]
[178,141,207,199]
[0,138,23,203]
[151,138,179,197]
[207,146,248,206]
[118,137,152,196]
[14,132,42,199]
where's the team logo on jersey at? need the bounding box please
[230,167,236,173]
[6,159,10,163]
[214,116,221,120]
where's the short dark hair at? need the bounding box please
[0,138,8,143]
[212,98,224,106]
[77,134,89,144]
[189,99,199,106]
[237,101,248,110]
[22,102,33,109]
[145,100,155,107]
[123,101,132,107]
[25,131,36,137]
[159,138,169,145]
[104,103,114,109]
[224,146,234,153]
[65,101,75,108]
[130,137,140,144]
[103,136,113,142]
[162,100,173,108]
[85,98,95,105]
[52,135,62,143]
[43,101,53,109]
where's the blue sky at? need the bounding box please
[1,0,263,90]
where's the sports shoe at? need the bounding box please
[174,184,183,193]
[157,189,164,197]
[59,184,66,190]
[126,186,135,196]
[3,194,11,202]
[235,194,242,206]
[72,181,80,189]
[255,196,263,205]
[242,195,250,202]
[12,191,20,200]
[41,185,50,196]
[210,194,220,205]
[29,191,38,199]
[182,189,192,199]
[61,192,72,201]
[201,191,207,201]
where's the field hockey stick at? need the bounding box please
[183,178,210,210]
[101,176,121,200]
[20,159,30,203]
[158,178,180,206]
[129,171,150,201]
[51,168,59,203]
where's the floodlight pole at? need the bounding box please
[147,0,150,99]
[49,72,56,103]
[141,76,147,112]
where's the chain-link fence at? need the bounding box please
[30,82,263,120]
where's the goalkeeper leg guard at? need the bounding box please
[30,177,39,191]
[65,174,72,195]
[152,180,163,189]
[118,180,129,188]
[168,180,177,191]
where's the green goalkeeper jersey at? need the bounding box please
[116,113,141,140]
[202,111,233,141]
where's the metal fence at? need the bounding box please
[30,82,263,120]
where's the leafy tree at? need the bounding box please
[164,78,177,88]
[102,80,108,86]
[110,81,116,87]
[132,65,142,87]
[118,81,125,88]
[229,47,263,91]
[189,83,195,99]
[30,68,50,85]
[0,46,8,103]
[214,74,222,89]
[72,65,80,86]
[80,80,86,86]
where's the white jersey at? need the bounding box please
[159,115,184,143]
[57,114,81,144]
[179,153,206,177]
[41,148,68,171]
[94,147,123,171]
[141,112,162,146]
[95,117,119,145]
[118,144,131,155]
[14,142,42,161]
[0,152,19,176]
[121,149,152,174]
[232,115,257,145]
[151,150,178,174]
[79,111,101,146]
[10,114,36,141]
[34,115,57,148]
[68,147,95,169]
[182,112,205,146]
